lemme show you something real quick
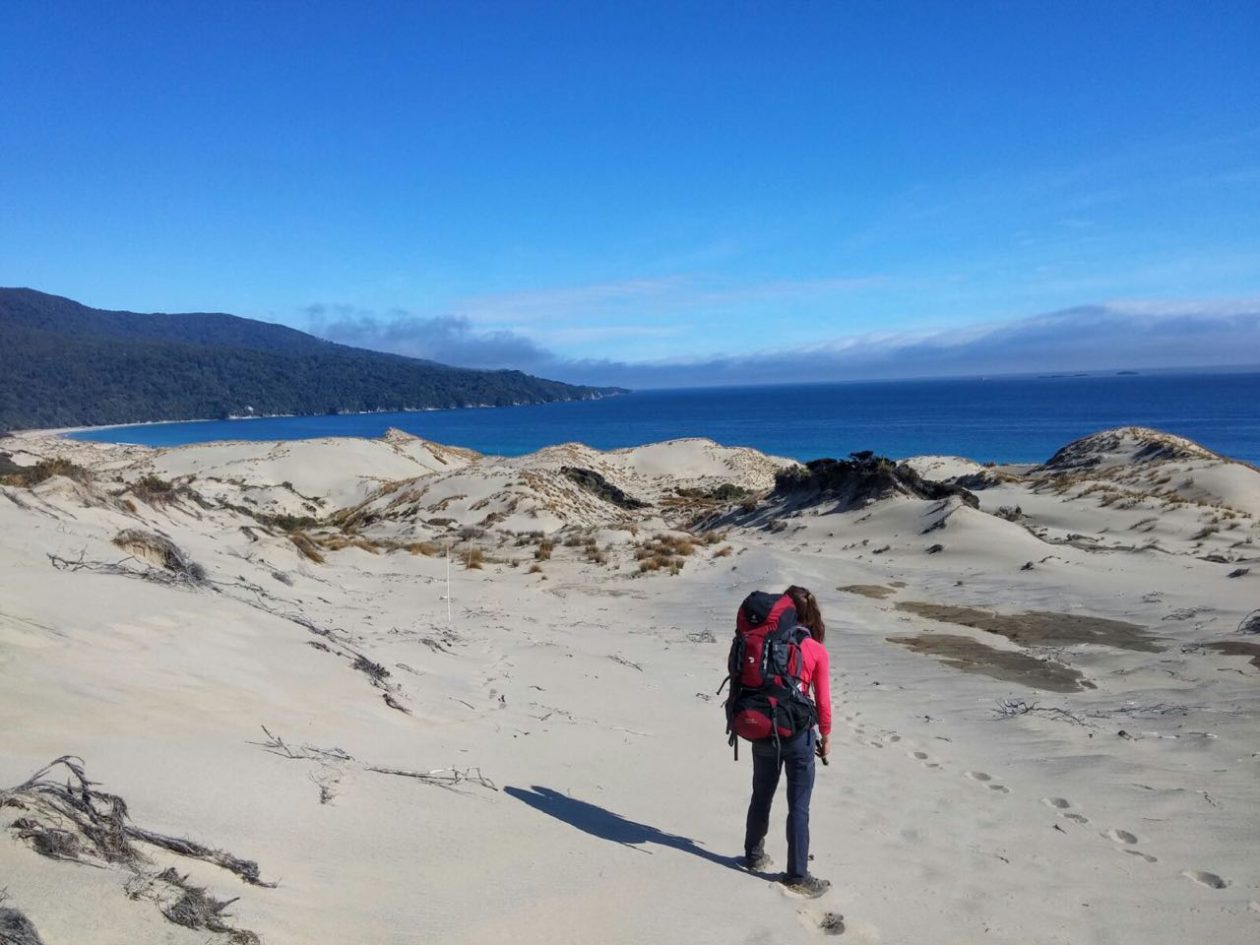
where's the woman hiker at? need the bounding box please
[742,585,832,898]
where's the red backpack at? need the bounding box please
[722,591,818,752]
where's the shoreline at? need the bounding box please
[8,392,630,440]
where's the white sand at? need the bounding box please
[1,428,1257,944]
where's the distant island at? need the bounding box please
[0,288,624,431]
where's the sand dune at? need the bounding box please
[1,427,1257,944]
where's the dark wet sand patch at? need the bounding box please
[1203,641,1260,670]
[839,584,897,599]
[894,602,1161,652]
[887,633,1095,693]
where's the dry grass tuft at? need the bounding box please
[633,532,706,575]
[403,541,441,556]
[316,534,382,554]
[1,457,90,488]
[111,530,206,584]
[289,531,325,563]
[130,475,179,506]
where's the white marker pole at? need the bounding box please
[445,541,452,625]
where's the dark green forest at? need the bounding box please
[0,288,621,430]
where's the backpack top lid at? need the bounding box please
[737,591,797,636]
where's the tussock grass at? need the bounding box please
[403,541,441,556]
[112,530,206,584]
[1,457,90,488]
[316,534,382,554]
[130,475,178,506]
[289,531,325,563]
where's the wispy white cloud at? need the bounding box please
[444,273,884,327]
[449,277,688,325]
[543,300,1260,388]
[307,297,1260,389]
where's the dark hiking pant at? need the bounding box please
[744,728,816,878]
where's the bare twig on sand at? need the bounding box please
[0,757,269,943]
[47,550,205,589]
[366,765,498,792]
[1088,702,1205,719]
[249,726,497,800]
[249,726,352,763]
[992,698,1090,726]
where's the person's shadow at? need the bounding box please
[505,785,747,874]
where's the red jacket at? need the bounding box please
[798,637,832,736]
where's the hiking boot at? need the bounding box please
[781,874,831,898]
[742,850,773,871]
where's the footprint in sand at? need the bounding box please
[1041,797,1071,810]
[966,771,1009,793]
[1182,870,1229,889]
[1104,828,1139,845]
[1063,813,1090,825]
[1125,850,1159,863]
[907,750,941,770]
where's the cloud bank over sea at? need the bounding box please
[310,300,1260,388]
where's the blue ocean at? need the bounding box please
[70,372,1260,465]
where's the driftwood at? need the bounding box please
[0,757,269,942]
[249,726,497,799]
[992,698,1089,726]
[47,550,206,589]
[366,765,498,792]
[0,906,46,945]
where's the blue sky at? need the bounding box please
[2,1,1258,383]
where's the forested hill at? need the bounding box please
[0,288,623,430]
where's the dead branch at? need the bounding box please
[0,756,270,942]
[1087,702,1205,719]
[248,726,353,763]
[992,698,1089,726]
[366,765,498,792]
[0,906,46,945]
[46,551,204,590]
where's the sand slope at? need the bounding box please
[1,427,1257,944]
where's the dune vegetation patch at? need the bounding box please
[887,633,1094,693]
[288,531,326,563]
[838,584,897,599]
[1,456,90,487]
[894,601,1162,652]
[112,529,206,584]
[559,466,649,510]
[1203,641,1260,670]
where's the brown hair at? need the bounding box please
[785,585,825,644]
